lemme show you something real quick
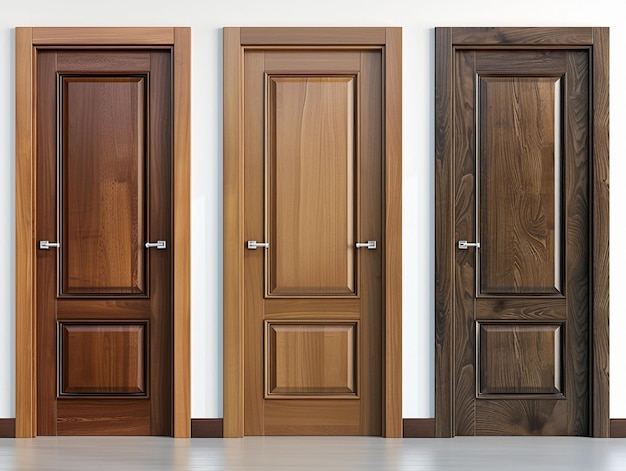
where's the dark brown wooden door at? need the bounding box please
[243,49,383,435]
[452,47,590,435]
[36,50,172,435]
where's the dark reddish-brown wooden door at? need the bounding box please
[243,48,383,435]
[450,46,591,435]
[36,50,172,435]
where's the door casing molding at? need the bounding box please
[223,27,403,437]
[15,27,191,437]
[434,27,610,437]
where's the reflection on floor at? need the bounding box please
[1,436,626,470]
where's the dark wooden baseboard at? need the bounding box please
[191,419,223,438]
[404,418,624,438]
[191,418,435,438]
[4,417,620,438]
[402,418,436,438]
[0,419,15,438]
[610,419,626,437]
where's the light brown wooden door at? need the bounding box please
[438,31,602,436]
[36,50,172,435]
[243,49,383,435]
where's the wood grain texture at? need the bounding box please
[242,48,266,437]
[172,26,192,439]
[475,50,567,75]
[434,27,454,438]
[243,47,382,436]
[60,324,146,395]
[452,48,477,437]
[563,49,591,436]
[37,49,172,436]
[36,50,59,436]
[450,27,593,46]
[462,47,588,436]
[383,27,403,439]
[222,27,245,438]
[240,27,387,45]
[224,27,401,438]
[268,76,356,296]
[16,27,191,438]
[266,323,357,396]
[479,74,561,295]
[57,400,150,436]
[475,399,568,436]
[476,298,566,321]
[591,27,610,439]
[478,324,562,394]
[15,26,36,438]
[56,299,151,317]
[32,27,175,45]
[264,298,360,316]
[61,76,146,294]
[57,52,151,72]
[264,51,361,74]
[435,27,607,438]
[264,400,361,435]
[360,48,384,436]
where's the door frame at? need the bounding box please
[434,27,610,437]
[15,27,191,437]
[223,27,403,437]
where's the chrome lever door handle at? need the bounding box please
[355,241,377,250]
[247,241,269,250]
[458,240,480,250]
[145,240,167,249]
[39,240,60,250]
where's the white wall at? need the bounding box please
[1,0,624,419]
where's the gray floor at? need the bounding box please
[1,436,626,470]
